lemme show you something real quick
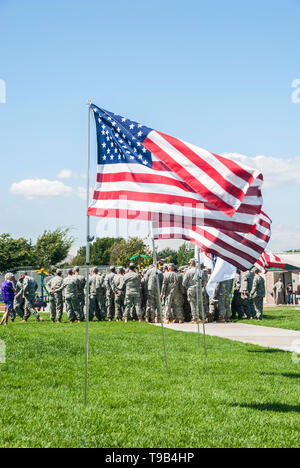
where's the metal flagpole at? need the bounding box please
[151,231,169,374]
[84,100,92,406]
[197,247,207,357]
[194,245,201,348]
[195,264,201,349]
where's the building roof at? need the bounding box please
[275,253,300,268]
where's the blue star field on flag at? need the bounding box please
[91,104,153,168]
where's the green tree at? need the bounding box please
[70,246,86,266]
[157,247,178,264]
[177,242,195,266]
[0,234,37,273]
[34,228,73,269]
[70,237,123,266]
[109,237,152,268]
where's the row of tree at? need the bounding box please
[0,229,73,273]
[0,228,196,274]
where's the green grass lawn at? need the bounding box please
[0,315,300,448]
[234,306,300,331]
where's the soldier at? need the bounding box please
[272,278,285,305]
[161,263,184,324]
[21,272,43,323]
[240,269,254,319]
[12,276,24,321]
[145,265,164,323]
[250,268,266,320]
[140,269,148,318]
[55,269,82,323]
[123,263,143,323]
[112,267,125,321]
[200,264,209,319]
[183,259,208,324]
[48,269,64,323]
[105,266,116,320]
[231,270,242,319]
[73,266,86,319]
[179,267,191,322]
[216,281,230,322]
[224,278,233,322]
[89,267,105,321]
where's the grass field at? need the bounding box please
[0,314,300,448]
[234,306,300,331]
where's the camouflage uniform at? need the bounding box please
[272,280,285,305]
[12,280,24,320]
[23,276,40,321]
[58,276,81,322]
[89,273,105,321]
[47,274,64,321]
[145,267,164,322]
[251,273,266,319]
[161,270,184,322]
[183,267,208,322]
[231,272,242,319]
[74,273,86,319]
[123,270,142,320]
[224,279,233,321]
[215,281,227,321]
[105,271,116,320]
[201,269,209,318]
[240,270,254,318]
[140,274,148,318]
[112,272,125,320]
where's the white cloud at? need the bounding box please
[77,186,93,201]
[57,169,73,179]
[268,228,300,252]
[57,169,86,180]
[222,153,300,188]
[10,179,73,200]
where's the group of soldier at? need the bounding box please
[46,260,266,324]
[1,260,266,325]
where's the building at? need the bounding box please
[264,253,300,305]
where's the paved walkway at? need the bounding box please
[153,322,300,352]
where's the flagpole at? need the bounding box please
[197,247,207,357]
[195,257,201,349]
[84,100,92,406]
[151,232,169,374]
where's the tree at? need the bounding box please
[0,234,36,273]
[34,228,73,269]
[109,237,152,268]
[70,237,123,266]
[91,237,123,265]
[70,246,86,266]
[157,247,178,264]
[177,242,195,266]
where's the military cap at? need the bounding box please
[56,269,62,275]
[129,263,136,268]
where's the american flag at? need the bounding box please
[152,210,271,271]
[255,251,285,272]
[88,104,264,234]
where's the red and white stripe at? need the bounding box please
[88,153,263,234]
[153,211,271,271]
[255,251,285,272]
[144,131,263,217]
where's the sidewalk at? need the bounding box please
[153,322,300,352]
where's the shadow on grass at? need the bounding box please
[247,349,285,354]
[231,402,300,414]
[261,372,300,379]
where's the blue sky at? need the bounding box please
[0,0,299,255]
